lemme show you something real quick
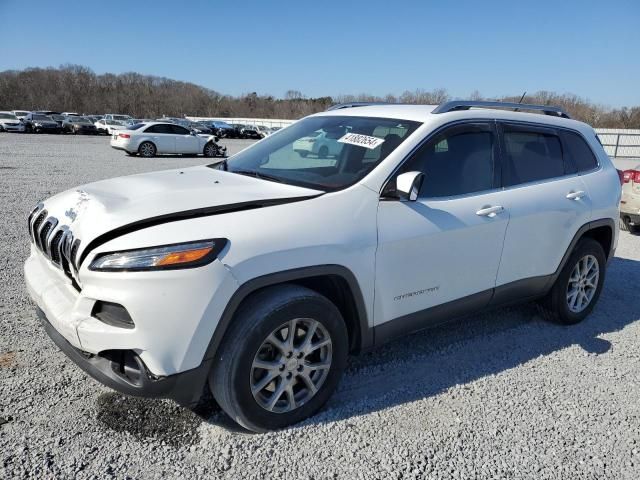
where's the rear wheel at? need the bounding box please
[318,146,329,158]
[539,238,606,324]
[138,141,156,158]
[209,285,348,432]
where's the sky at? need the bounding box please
[0,0,638,107]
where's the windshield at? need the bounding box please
[0,113,17,120]
[213,115,421,191]
[14,111,28,116]
[112,115,130,121]
[106,120,122,125]
[51,115,65,121]
[73,117,92,124]
[33,114,52,121]
[127,123,146,130]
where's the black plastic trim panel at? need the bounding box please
[203,265,373,361]
[36,307,210,406]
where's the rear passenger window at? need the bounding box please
[171,125,191,135]
[561,131,598,173]
[401,123,496,197]
[503,130,564,186]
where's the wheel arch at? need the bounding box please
[547,218,615,289]
[203,265,373,362]
[138,139,156,152]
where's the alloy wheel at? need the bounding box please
[566,254,599,313]
[250,318,332,413]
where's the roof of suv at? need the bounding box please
[312,102,589,132]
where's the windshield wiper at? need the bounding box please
[231,169,286,184]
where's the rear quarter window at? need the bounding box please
[561,131,599,173]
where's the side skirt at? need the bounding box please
[374,275,552,347]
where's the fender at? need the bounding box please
[202,265,373,362]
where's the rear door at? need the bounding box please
[495,122,592,287]
[172,125,200,154]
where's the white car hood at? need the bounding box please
[39,165,323,265]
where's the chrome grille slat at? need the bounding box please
[31,210,47,244]
[36,217,53,251]
[49,229,65,266]
[42,218,59,258]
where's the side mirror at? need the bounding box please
[395,171,424,201]
[214,136,220,142]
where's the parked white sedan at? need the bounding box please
[110,122,226,157]
[95,119,126,135]
[0,111,26,132]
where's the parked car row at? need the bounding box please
[1,108,283,140]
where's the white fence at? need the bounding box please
[186,116,295,129]
[594,128,640,158]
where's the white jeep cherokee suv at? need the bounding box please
[25,101,621,432]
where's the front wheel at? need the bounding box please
[209,285,348,432]
[203,142,219,157]
[138,141,156,158]
[539,238,606,324]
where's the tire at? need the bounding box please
[138,141,156,158]
[209,284,348,432]
[126,152,137,157]
[203,142,218,157]
[539,238,606,325]
[299,151,308,158]
[318,146,329,158]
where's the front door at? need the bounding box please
[172,125,201,154]
[375,122,508,337]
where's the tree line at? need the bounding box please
[0,65,638,128]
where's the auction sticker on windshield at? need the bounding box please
[338,133,384,150]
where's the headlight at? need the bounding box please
[89,239,227,272]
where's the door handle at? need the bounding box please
[476,205,504,217]
[566,190,586,200]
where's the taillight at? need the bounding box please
[618,169,625,185]
[634,170,640,184]
[118,133,130,139]
[622,170,632,183]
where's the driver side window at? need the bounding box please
[400,123,497,198]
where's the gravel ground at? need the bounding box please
[1,133,640,479]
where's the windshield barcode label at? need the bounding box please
[337,133,384,150]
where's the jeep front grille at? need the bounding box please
[28,203,81,281]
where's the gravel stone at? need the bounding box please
[1,133,640,478]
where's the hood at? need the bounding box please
[38,165,323,266]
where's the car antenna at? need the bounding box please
[514,91,526,112]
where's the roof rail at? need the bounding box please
[326,102,390,111]
[432,100,571,119]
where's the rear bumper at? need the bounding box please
[35,306,210,406]
[621,211,640,226]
